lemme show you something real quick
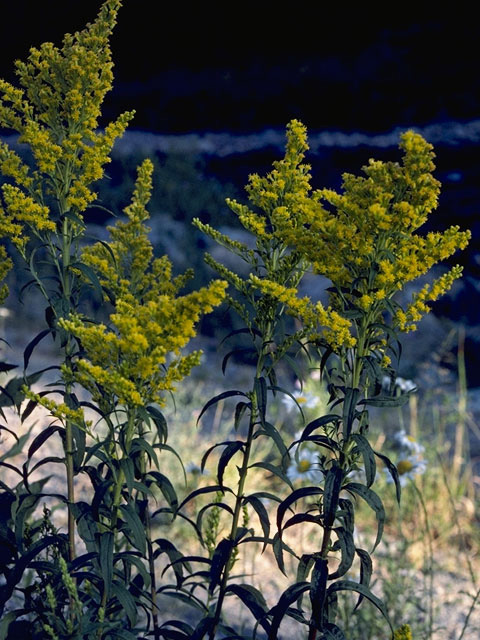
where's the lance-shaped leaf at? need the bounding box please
[342,388,359,439]
[374,449,402,503]
[99,531,114,600]
[327,580,392,633]
[351,434,376,487]
[111,579,137,627]
[249,461,293,489]
[119,503,146,555]
[27,425,64,461]
[147,471,178,512]
[226,583,271,634]
[197,390,248,424]
[209,538,235,594]
[323,464,344,527]
[310,557,328,628]
[177,485,233,513]
[354,547,373,610]
[254,376,268,425]
[329,527,355,579]
[255,421,288,461]
[268,581,310,640]
[358,394,410,408]
[344,482,385,551]
[277,486,324,533]
[217,441,245,486]
[243,495,270,549]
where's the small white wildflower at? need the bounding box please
[386,453,427,487]
[281,390,319,412]
[287,448,323,484]
[396,377,416,393]
[382,376,416,394]
[186,462,209,476]
[393,429,424,455]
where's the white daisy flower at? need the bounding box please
[386,453,427,487]
[281,390,319,412]
[393,429,425,455]
[286,448,323,484]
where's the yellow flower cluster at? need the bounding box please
[272,127,470,335]
[23,388,88,427]
[0,0,132,252]
[393,624,412,640]
[395,265,463,331]
[61,160,227,407]
[248,275,356,350]
[0,245,11,304]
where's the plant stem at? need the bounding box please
[208,340,268,638]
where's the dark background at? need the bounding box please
[1,2,479,381]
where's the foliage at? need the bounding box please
[0,2,474,640]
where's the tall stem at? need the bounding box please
[61,215,76,563]
[209,339,268,638]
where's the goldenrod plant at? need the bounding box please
[0,2,473,639]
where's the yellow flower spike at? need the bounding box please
[393,623,412,640]
[63,158,227,408]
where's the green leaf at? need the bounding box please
[359,394,410,408]
[301,414,341,441]
[153,539,186,586]
[249,461,293,489]
[374,450,401,503]
[0,428,32,463]
[71,501,98,554]
[277,487,323,533]
[243,495,270,549]
[226,583,271,633]
[217,441,244,486]
[146,405,168,443]
[234,401,250,431]
[254,376,267,424]
[351,434,376,487]
[70,261,103,300]
[111,579,137,627]
[271,385,305,421]
[177,485,232,512]
[323,464,344,527]
[130,437,159,468]
[191,616,215,640]
[0,363,16,374]
[329,527,355,579]
[327,580,392,632]
[119,503,146,554]
[197,390,248,424]
[222,347,256,374]
[23,329,51,371]
[354,548,373,610]
[310,557,328,628]
[255,421,288,461]
[209,538,235,594]
[342,388,359,439]
[147,471,178,512]
[27,425,63,461]
[200,440,239,473]
[99,531,114,599]
[268,581,310,639]
[344,482,385,551]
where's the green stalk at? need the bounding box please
[61,214,76,563]
[208,338,268,639]
[97,410,137,637]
